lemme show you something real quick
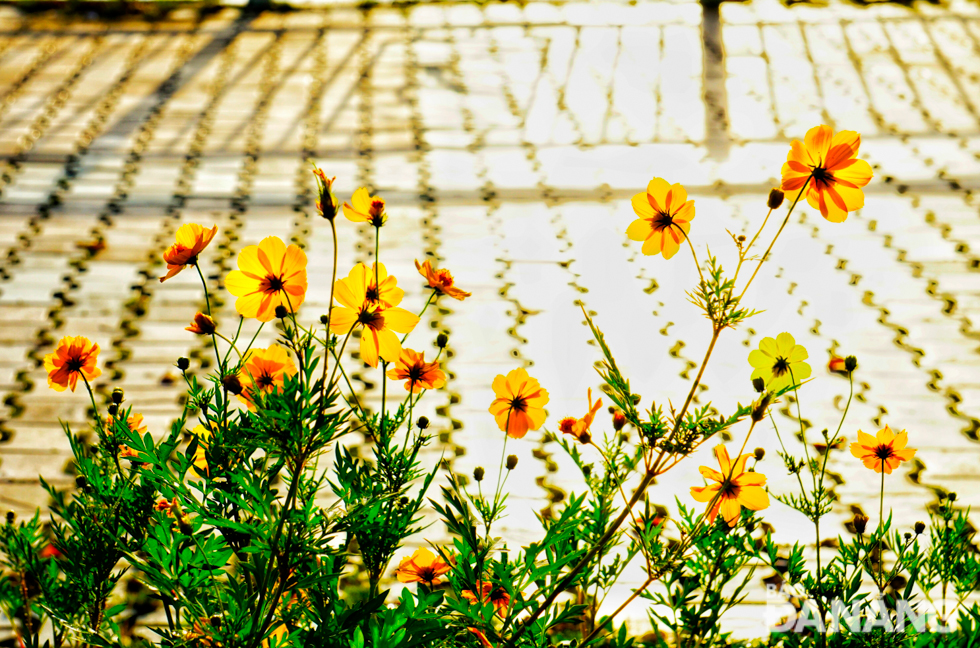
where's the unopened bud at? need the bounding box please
[313,167,339,220]
[767,188,785,210]
[5,511,14,524]
[737,235,746,243]
[436,332,449,348]
[416,416,430,430]
[752,377,766,393]
[320,314,329,325]
[176,357,190,371]
[186,312,216,336]
[582,464,592,478]
[914,521,925,535]
[274,305,289,320]
[111,388,124,404]
[612,412,627,431]
[107,403,119,417]
[845,356,858,372]
[473,466,485,482]
[75,475,88,490]
[828,356,848,375]
[904,532,912,541]
[948,492,958,503]
[222,373,243,395]
[178,517,194,536]
[505,455,518,471]
[209,615,222,628]
[754,447,765,461]
[751,393,772,422]
[853,514,869,535]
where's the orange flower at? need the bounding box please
[225,236,308,322]
[849,425,915,474]
[461,581,511,617]
[343,187,387,227]
[415,259,472,301]
[154,496,179,516]
[828,355,848,375]
[386,348,446,392]
[468,628,494,648]
[558,388,602,444]
[329,263,419,368]
[186,312,216,335]
[159,223,218,282]
[238,345,298,409]
[626,178,695,259]
[488,368,549,439]
[690,445,769,526]
[312,166,338,220]
[780,125,873,223]
[394,547,451,586]
[43,336,102,392]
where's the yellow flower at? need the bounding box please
[190,424,212,476]
[238,344,298,409]
[781,125,873,223]
[329,263,419,368]
[386,348,446,393]
[415,259,471,301]
[394,547,451,586]
[342,187,387,227]
[691,445,769,526]
[849,425,916,474]
[488,368,549,439]
[159,223,218,282]
[626,178,695,259]
[43,336,102,392]
[225,236,308,322]
[748,332,811,392]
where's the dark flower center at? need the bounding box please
[811,166,833,184]
[874,444,894,460]
[721,479,739,497]
[772,357,790,376]
[266,275,285,292]
[258,374,274,388]
[408,365,424,382]
[509,396,527,413]
[66,357,85,373]
[417,566,437,583]
[653,212,675,231]
[366,286,380,302]
[357,307,384,329]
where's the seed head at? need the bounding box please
[436,332,449,348]
[767,188,785,210]
[754,447,765,461]
[176,357,190,371]
[416,416,430,430]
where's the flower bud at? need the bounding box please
[751,393,772,423]
[107,403,119,417]
[111,388,124,404]
[222,373,243,395]
[505,455,518,471]
[313,167,339,220]
[75,475,88,490]
[914,521,925,535]
[752,377,766,393]
[186,312,216,336]
[176,357,190,371]
[612,411,627,431]
[948,492,957,503]
[767,188,785,210]
[904,532,912,541]
[209,615,222,628]
[5,511,14,524]
[852,514,869,535]
[582,464,592,478]
[178,516,194,536]
[473,466,485,482]
[320,314,329,325]
[416,416,430,430]
[845,356,858,372]
[754,447,765,461]
[436,332,449,348]
[274,305,289,320]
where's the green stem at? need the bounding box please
[319,217,339,406]
[195,263,223,371]
[402,291,435,344]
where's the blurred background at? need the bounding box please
[0,0,978,637]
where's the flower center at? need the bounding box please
[357,307,384,330]
[509,395,527,413]
[408,365,424,382]
[874,444,894,460]
[811,166,833,184]
[653,212,675,231]
[772,357,790,376]
[266,274,285,292]
[435,270,453,287]
[721,479,739,498]
[366,285,380,302]
[66,357,85,373]
[417,566,437,583]
[257,374,274,388]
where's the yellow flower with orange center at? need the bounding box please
[780,125,873,223]
[225,236,308,322]
[690,445,769,526]
[748,332,811,392]
[849,425,916,474]
[394,547,451,586]
[488,368,549,439]
[238,344,298,410]
[159,223,218,282]
[343,187,387,227]
[43,336,102,392]
[558,388,602,444]
[386,348,446,393]
[626,178,695,259]
[415,259,472,301]
[329,263,419,368]
[461,581,511,617]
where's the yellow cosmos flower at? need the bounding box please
[748,332,811,392]
[238,344,298,410]
[159,223,218,282]
[781,125,873,223]
[43,336,102,392]
[343,187,387,227]
[415,259,472,301]
[394,547,451,586]
[329,263,419,368]
[386,348,446,393]
[691,445,769,526]
[488,368,549,439]
[626,177,695,259]
[849,425,916,474]
[225,236,308,322]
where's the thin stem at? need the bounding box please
[381,360,388,440]
[685,234,705,286]
[195,264,223,371]
[319,217,339,406]
[326,328,354,395]
[402,291,435,344]
[878,469,885,591]
[581,576,655,644]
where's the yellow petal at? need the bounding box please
[804,125,834,164]
[626,218,653,242]
[738,486,770,511]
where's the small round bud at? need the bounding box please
[436,332,449,348]
[767,188,785,210]
[111,388,124,404]
[904,532,912,541]
[612,411,627,431]
[416,416,430,430]
[852,514,869,535]
[845,356,858,372]
[948,492,957,503]
[754,447,765,461]
[473,466,485,482]
[274,305,289,320]
[914,521,926,535]
[176,357,190,371]
[107,403,119,417]
[752,377,766,393]
[75,475,88,490]
[505,455,518,471]
[320,314,329,325]
[222,373,243,395]
[737,235,746,242]
[582,464,592,478]
[209,615,222,628]
[5,511,14,524]
[178,517,194,536]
